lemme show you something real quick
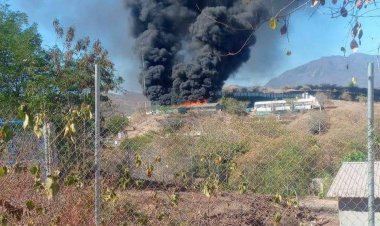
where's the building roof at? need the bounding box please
[327,162,380,198]
[294,98,315,103]
[254,100,287,105]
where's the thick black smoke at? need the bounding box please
[126,0,293,105]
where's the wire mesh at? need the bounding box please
[1,92,380,225]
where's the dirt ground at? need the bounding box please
[299,197,339,226]
[113,190,339,226]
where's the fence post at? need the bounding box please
[94,64,101,226]
[367,62,375,226]
[43,122,50,178]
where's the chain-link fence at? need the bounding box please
[1,66,380,226]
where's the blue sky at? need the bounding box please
[7,0,380,92]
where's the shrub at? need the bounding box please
[308,111,329,135]
[356,95,367,103]
[162,116,184,133]
[343,151,367,162]
[340,91,352,101]
[248,146,315,195]
[105,115,129,135]
[119,133,154,153]
[190,141,249,183]
[220,97,247,115]
[315,92,329,109]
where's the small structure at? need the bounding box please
[327,162,380,225]
[253,100,291,115]
[293,93,320,111]
[252,92,320,115]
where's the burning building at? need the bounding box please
[126,0,296,105]
[177,100,222,113]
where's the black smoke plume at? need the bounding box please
[126,0,293,105]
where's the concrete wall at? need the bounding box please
[339,211,380,226]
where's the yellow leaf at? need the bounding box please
[135,154,142,168]
[34,124,43,138]
[202,185,211,198]
[64,125,70,137]
[70,123,76,133]
[269,17,277,30]
[23,114,29,129]
[45,176,59,200]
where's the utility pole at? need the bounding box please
[367,62,375,226]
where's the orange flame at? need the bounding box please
[182,99,208,107]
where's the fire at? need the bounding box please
[182,99,208,107]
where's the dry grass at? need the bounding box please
[2,100,378,225]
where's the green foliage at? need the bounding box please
[190,140,248,184]
[64,174,80,187]
[45,171,60,200]
[0,214,7,226]
[26,200,35,211]
[343,151,367,162]
[0,125,13,144]
[273,212,282,226]
[348,77,358,88]
[170,193,180,206]
[273,193,282,204]
[118,166,132,189]
[244,143,318,195]
[30,165,40,177]
[103,188,117,203]
[220,97,247,115]
[105,115,129,135]
[0,166,7,177]
[0,4,45,111]
[162,116,184,133]
[0,4,122,182]
[202,176,219,198]
[120,134,154,153]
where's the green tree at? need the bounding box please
[0,4,124,181]
[220,97,247,115]
[348,77,358,88]
[0,4,45,115]
[25,19,123,116]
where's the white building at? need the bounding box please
[327,162,380,226]
[254,100,290,114]
[293,93,320,110]
[253,93,320,115]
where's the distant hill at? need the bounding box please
[266,53,380,88]
[106,91,150,116]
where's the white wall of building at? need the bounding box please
[339,211,380,226]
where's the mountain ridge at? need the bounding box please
[266,53,380,88]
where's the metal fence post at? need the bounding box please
[95,64,101,226]
[368,62,375,226]
[43,122,50,179]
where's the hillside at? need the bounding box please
[266,53,380,88]
[106,91,150,115]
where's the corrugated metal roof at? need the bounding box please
[327,162,380,198]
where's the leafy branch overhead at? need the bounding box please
[264,0,376,53]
